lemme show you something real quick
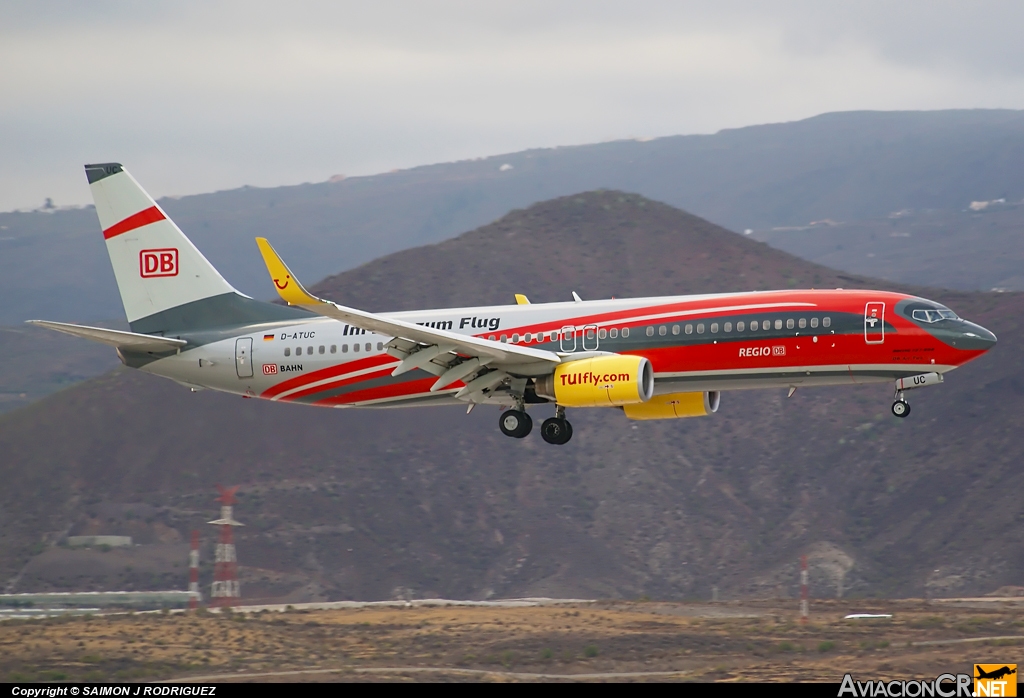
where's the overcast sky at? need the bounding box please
[3,0,1024,211]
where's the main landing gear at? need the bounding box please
[499,409,533,438]
[540,417,572,445]
[498,405,573,444]
[891,390,911,419]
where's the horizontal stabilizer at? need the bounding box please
[27,320,187,352]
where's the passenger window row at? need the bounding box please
[480,316,833,345]
[275,316,833,356]
[283,342,384,357]
[645,317,831,337]
[487,327,633,344]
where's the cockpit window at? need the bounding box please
[912,308,959,323]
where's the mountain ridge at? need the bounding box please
[4,109,1024,326]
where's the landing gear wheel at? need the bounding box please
[541,417,573,445]
[499,410,533,438]
[891,400,910,418]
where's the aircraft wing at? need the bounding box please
[27,320,187,352]
[255,238,560,399]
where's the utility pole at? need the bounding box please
[800,555,809,624]
[188,530,201,610]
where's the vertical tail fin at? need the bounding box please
[86,163,238,329]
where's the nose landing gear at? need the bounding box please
[891,389,911,418]
[889,372,943,418]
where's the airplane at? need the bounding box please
[29,163,997,445]
[975,666,1016,681]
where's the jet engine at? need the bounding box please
[533,355,653,407]
[623,391,721,420]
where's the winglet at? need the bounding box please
[514,294,530,305]
[255,237,322,307]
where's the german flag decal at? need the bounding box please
[263,333,275,341]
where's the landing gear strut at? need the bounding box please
[891,390,911,418]
[499,409,533,438]
[889,372,945,418]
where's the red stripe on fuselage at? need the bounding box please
[260,354,394,399]
[313,376,439,407]
[275,364,397,403]
[635,330,828,373]
[102,206,166,239]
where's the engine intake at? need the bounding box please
[623,391,721,420]
[534,355,653,407]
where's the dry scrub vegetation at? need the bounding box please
[1,600,1022,682]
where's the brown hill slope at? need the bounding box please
[311,192,859,310]
[1,192,1020,602]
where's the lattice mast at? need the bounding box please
[208,484,244,606]
[188,530,201,610]
[799,554,809,624]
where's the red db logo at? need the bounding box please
[140,248,178,278]
[262,364,278,375]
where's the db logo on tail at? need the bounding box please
[140,248,178,278]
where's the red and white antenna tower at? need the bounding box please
[799,554,809,624]
[188,530,201,610]
[208,485,243,607]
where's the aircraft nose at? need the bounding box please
[961,322,997,351]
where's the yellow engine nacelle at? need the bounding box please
[534,355,653,407]
[623,391,721,420]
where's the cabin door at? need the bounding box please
[864,303,885,344]
[235,337,254,378]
